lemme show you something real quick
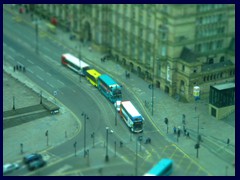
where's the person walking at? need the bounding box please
[227,138,230,146]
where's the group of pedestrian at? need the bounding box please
[173,125,190,138]
[13,65,26,72]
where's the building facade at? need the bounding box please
[29,4,235,102]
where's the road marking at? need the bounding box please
[27,59,34,64]
[37,75,44,81]
[47,82,54,88]
[17,61,24,67]
[37,66,44,71]
[28,68,33,73]
[57,80,64,86]
[46,72,52,77]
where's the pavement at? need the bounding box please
[3,5,235,176]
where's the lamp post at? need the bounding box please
[91,132,95,148]
[115,106,117,126]
[105,127,113,162]
[40,90,42,104]
[82,112,88,158]
[105,127,109,162]
[135,136,142,176]
[12,96,15,110]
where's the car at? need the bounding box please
[28,159,46,171]
[3,163,20,174]
[23,153,42,164]
[114,100,121,112]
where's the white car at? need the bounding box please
[114,100,121,112]
[3,163,20,174]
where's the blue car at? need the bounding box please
[23,153,42,164]
[28,159,46,171]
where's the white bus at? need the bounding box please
[61,53,90,76]
[120,101,144,133]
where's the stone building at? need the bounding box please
[28,4,235,102]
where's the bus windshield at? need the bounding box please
[133,121,143,131]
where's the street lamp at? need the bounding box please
[135,136,142,176]
[105,127,113,162]
[12,96,15,110]
[105,127,109,162]
[82,112,89,158]
[91,132,95,148]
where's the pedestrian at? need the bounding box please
[227,138,230,146]
[16,65,18,71]
[13,66,16,72]
[183,128,187,136]
[177,129,181,137]
[19,65,22,71]
[120,141,123,147]
[186,132,190,138]
[23,66,26,72]
[173,126,176,134]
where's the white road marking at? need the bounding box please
[47,82,54,88]
[27,59,34,64]
[17,61,24,67]
[57,80,64,86]
[37,66,44,71]
[46,72,52,77]
[28,69,33,73]
[37,75,44,81]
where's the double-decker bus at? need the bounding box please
[86,69,101,87]
[97,74,122,103]
[119,101,144,133]
[144,158,173,176]
[61,53,90,76]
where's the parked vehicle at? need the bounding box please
[3,163,20,174]
[23,153,42,164]
[28,159,46,171]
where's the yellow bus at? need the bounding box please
[86,69,101,87]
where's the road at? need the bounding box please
[3,7,211,176]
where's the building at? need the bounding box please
[28,4,235,102]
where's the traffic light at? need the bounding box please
[164,118,168,125]
[195,143,200,149]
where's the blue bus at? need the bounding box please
[144,158,173,176]
[97,74,122,103]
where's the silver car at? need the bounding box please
[3,163,20,174]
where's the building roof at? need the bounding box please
[179,47,197,63]
[212,82,235,90]
[202,60,234,72]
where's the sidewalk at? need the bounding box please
[3,61,81,165]
[4,5,235,176]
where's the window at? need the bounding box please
[182,65,185,72]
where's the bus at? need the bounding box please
[86,69,101,87]
[144,158,173,176]
[97,74,122,103]
[119,101,144,133]
[61,53,90,76]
